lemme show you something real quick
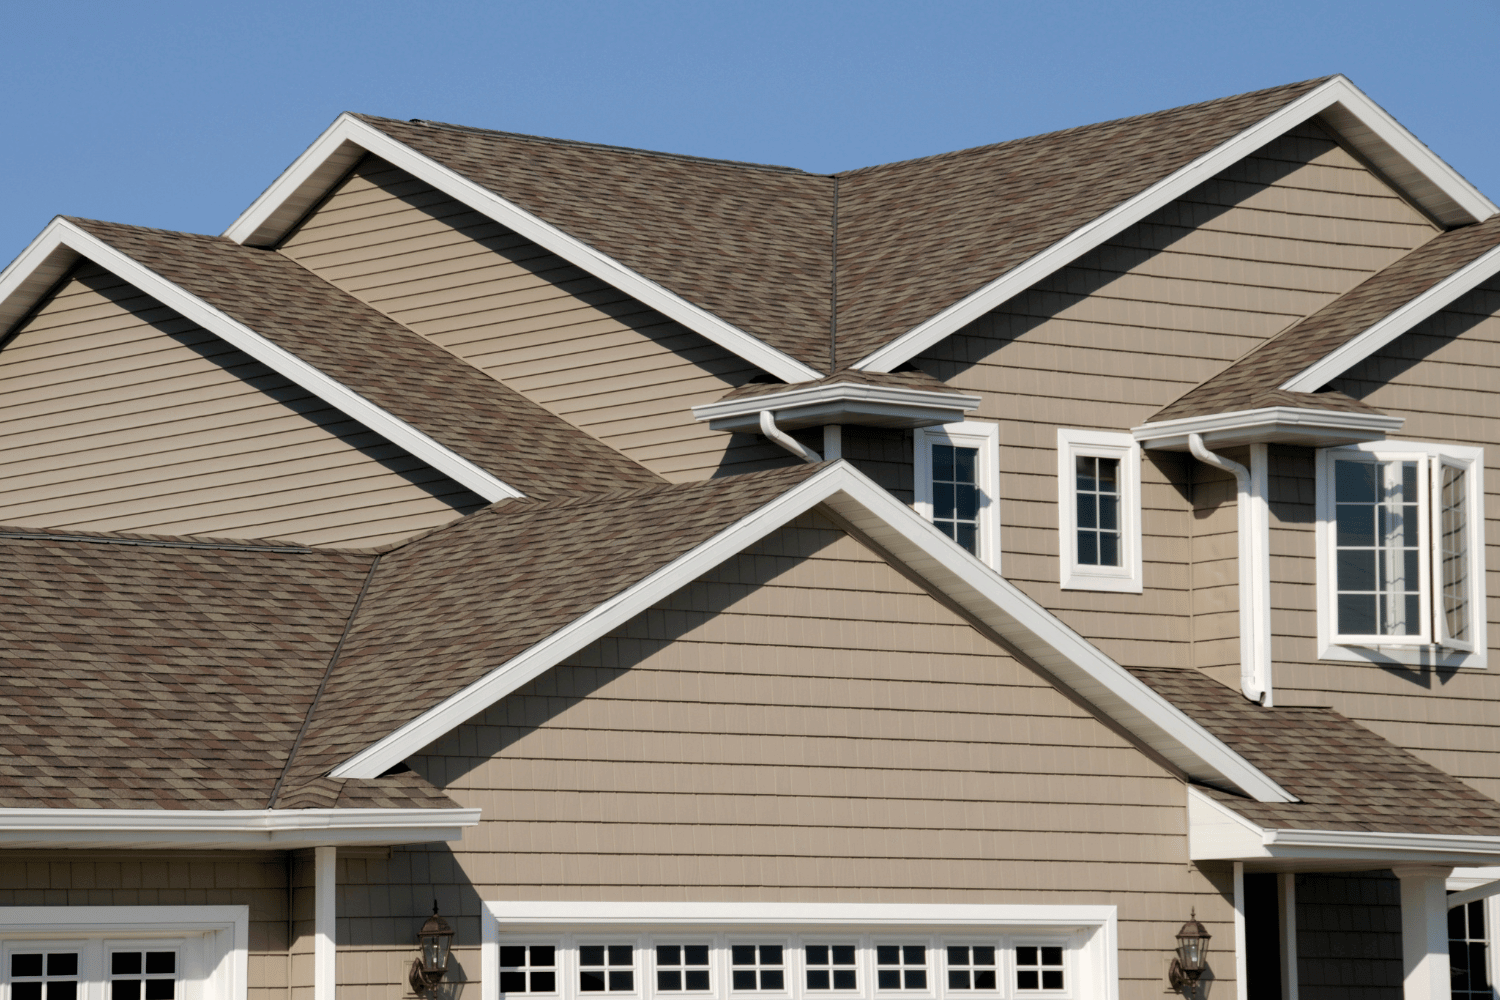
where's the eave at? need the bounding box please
[692,383,980,432]
[1132,406,1405,451]
[0,805,482,851]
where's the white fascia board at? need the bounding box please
[224,115,823,385]
[1132,406,1406,451]
[692,383,981,432]
[0,219,519,503]
[854,75,1495,374]
[0,219,83,333]
[486,900,1117,929]
[332,461,1293,804]
[0,805,481,850]
[1280,238,1500,393]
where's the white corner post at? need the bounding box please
[1278,873,1298,1000]
[1393,864,1453,1000]
[823,424,843,461]
[315,845,337,1000]
[1233,862,1247,1000]
[1188,436,1272,705]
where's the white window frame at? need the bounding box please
[914,421,1001,569]
[482,903,1116,1000]
[0,906,247,1000]
[1315,440,1487,669]
[1054,431,1142,593]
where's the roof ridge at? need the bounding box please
[836,76,1336,176]
[370,115,814,176]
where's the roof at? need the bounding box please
[69,219,664,501]
[1132,667,1500,835]
[1151,214,1500,422]
[354,79,1333,374]
[0,526,455,811]
[718,368,964,401]
[280,463,827,788]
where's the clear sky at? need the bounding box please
[1,0,1496,260]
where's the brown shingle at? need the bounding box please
[1151,214,1500,422]
[1132,666,1500,835]
[69,219,664,501]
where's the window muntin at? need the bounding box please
[1013,945,1064,993]
[1450,899,1490,1000]
[108,950,176,1000]
[656,945,711,993]
[874,944,927,991]
[914,422,1000,569]
[579,944,635,993]
[501,944,559,994]
[804,944,857,992]
[10,950,80,1000]
[1317,442,1484,660]
[730,944,786,993]
[944,946,997,992]
[1056,430,1142,593]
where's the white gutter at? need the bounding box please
[759,410,821,463]
[693,382,980,433]
[1133,406,1403,452]
[1188,434,1271,704]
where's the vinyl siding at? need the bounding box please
[0,262,484,547]
[1251,275,1500,800]
[912,120,1438,671]
[326,511,1232,1000]
[276,157,778,482]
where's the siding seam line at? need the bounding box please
[268,552,383,808]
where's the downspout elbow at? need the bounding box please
[759,409,822,464]
[1188,433,1248,487]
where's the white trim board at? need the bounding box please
[0,218,520,503]
[1132,407,1404,452]
[1279,236,1500,393]
[0,804,481,849]
[692,382,980,433]
[332,460,1293,805]
[223,114,823,385]
[853,75,1495,373]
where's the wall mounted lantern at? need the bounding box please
[1167,911,1211,996]
[409,901,456,996]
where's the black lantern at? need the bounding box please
[409,901,455,996]
[1167,911,1211,996]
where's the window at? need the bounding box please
[1451,899,1490,1000]
[914,422,1001,568]
[1316,442,1486,667]
[1055,430,1141,593]
[0,906,245,1000]
[485,904,1115,1000]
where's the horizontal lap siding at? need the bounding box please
[915,122,1436,671]
[277,158,772,483]
[0,263,482,547]
[331,511,1233,1000]
[1261,278,1500,799]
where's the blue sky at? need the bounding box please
[1,0,1496,259]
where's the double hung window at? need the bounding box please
[914,422,1001,568]
[1055,431,1142,593]
[1317,442,1485,664]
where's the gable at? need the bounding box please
[277,156,794,481]
[409,510,1189,894]
[0,261,486,546]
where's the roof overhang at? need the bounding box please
[330,461,1294,805]
[0,805,481,851]
[854,75,1497,373]
[1189,787,1500,870]
[0,217,520,502]
[1132,406,1405,451]
[692,383,981,432]
[223,114,823,384]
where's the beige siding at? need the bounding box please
[913,121,1438,670]
[1250,275,1500,799]
[0,851,288,1000]
[314,511,1240,1000]
[277,157,779,482]
[0,263,483,547]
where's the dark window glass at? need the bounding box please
[46,957,76,978]
[143,983,173,1000]
[931,444,981,555]
[47,985,77,1000]
[144,955,174,976]
[581,948,605,967]
[609,947,632,966]
[13,955,43,978]
[112,985,141,1000]
[1334,458,1423,636]
[1450,898,1490,1000]
[113,955,142,976]
[13,984,41,1000]
[501,972,528,993]
[1074,455,1122,567]
[532,973,556,992]
[580,972,606,993]
[501,947,527,968]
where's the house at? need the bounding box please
[2,72,1500,1000]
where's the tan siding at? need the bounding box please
[319,512,1238,1000]
[0,263,483,547]
[277,157,775,483]
[914,121,1437,670]
[1254,276,1500,799]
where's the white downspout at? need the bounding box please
[759,410,822,464]
[1188,434,1271,705]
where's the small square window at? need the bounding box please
[1015,945,1064,992]
[109,951,176,1000]
[499,944,557,994]
[804,944,857,991]
[656,944,710,992]
[946,945,997,990]
[875,944,927,990]
[730,944,785,992]
[580,944,634,993]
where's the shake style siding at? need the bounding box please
[276,157,780,483]
[1239,274,1500,800]
[0,262,484,547]
[913,122,1437,671]
[308,511,1239,1000]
